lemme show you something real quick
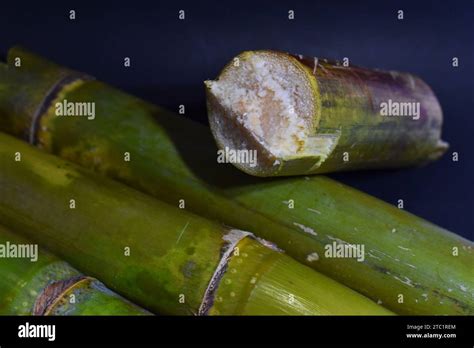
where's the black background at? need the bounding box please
[1,0,472,239]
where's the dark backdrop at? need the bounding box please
[1,0,472,239]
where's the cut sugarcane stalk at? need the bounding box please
[0,47,472,315]
[0,133,392,315]
[0,225,150,315]
[206,50,448,176]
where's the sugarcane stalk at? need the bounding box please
[205,50,448,176]
[0,132,391,315]
[0,225,150,315]
[0,47,472,315]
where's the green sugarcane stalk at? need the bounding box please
[0,47,472,315]
[0,225,150,315]
[0,133,392,315]
[205,50,448,176]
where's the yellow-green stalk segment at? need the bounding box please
[0,47,471,315]
[206,50,448,176]
[0,225,150,315]
[0,133,392,315]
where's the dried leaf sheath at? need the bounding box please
[206,50,448,176]
[0,225,150,315]
[0,47,471,315]
[0,133,391,315]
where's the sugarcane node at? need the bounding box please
[29,74,95,145]
[0,46,93,142]
[33,275,91,315]
[198,229,252,315]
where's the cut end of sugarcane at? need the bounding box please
[205,50,338,177]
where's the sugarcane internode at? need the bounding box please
[206,50,448,177]
[0,133,392,315]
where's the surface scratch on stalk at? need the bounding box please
[293,222,317,236]
[176,221,190,245]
